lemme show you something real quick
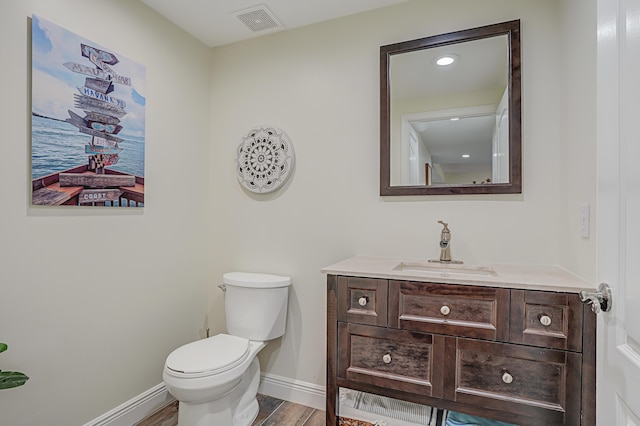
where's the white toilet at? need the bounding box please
[163,272,291,426]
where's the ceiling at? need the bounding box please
[390,35,508,101]
[141,0,411,47]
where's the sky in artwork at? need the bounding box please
[31,15,146,138]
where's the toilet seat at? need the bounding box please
[165,334,250,378]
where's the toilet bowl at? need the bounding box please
[163,272,290,426]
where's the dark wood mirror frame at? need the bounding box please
[380,20,521,196]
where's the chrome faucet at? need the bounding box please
[438,220,452,262]
[429,220,463,264]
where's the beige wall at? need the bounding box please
[0,0,598,424]
[558,0,597,278]
[0,1,211,424]
[208,0,596,390]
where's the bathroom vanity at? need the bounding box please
[323,256,597,426]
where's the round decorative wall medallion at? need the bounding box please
[236,126,295,193]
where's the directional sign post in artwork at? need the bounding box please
[78,189,122,204]
[85,144,121,155]
[85,77,113,94]
[83,111,120,125]
[64,43,132,181]
[80,44,119,66]
[77,87,126,108]
[73,94,126,118]
[64,62,131,86]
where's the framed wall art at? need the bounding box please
[31,15,146,207]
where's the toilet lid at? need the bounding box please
[165,334,250,376]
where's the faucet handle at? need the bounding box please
[437,220,450,231]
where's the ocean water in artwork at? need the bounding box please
[31,114,144,179]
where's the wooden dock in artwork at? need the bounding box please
[32,165,144,206]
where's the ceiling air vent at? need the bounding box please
[234,4,282,33]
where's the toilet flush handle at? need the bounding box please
[218,285,226,292]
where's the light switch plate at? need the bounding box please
[580,203,591,238]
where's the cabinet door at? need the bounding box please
[337,276,388,326]
[337,322,444,397]
[389,280,510,341]
[446,338,582,425]
[510,290,583,352]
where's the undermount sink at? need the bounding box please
[393,261,498,276]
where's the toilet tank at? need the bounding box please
[223,272,291,341]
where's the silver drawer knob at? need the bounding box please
[540,315,552,326]
[358,297,368,307]
[502,372,513,384]
[440,305,451,316]
[382,354,392,364]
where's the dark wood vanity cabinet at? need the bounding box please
[327,275,596,426]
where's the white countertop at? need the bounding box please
[321,255,596,293]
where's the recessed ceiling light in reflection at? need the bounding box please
[434,54,459,67]
[462,154,471,158]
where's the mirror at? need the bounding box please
[380,20,521,195]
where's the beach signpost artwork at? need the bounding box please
[31,15,146,207]
[66,46,128,174]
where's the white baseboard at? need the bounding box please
[82,383,175,426]
[84,374,325,425]
[258,373,326,411]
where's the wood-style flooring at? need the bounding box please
[135,393,325,426]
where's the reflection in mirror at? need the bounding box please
[392,37,509,186]
[381,20,521,195]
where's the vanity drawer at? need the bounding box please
[337,322,443,397]
[448,338,582,425]
[337,276,388,326]
[389,280,510,341]
[510,290,583,352]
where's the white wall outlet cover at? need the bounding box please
[236,126,295,193]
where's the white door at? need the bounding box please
[597,0,640,423]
